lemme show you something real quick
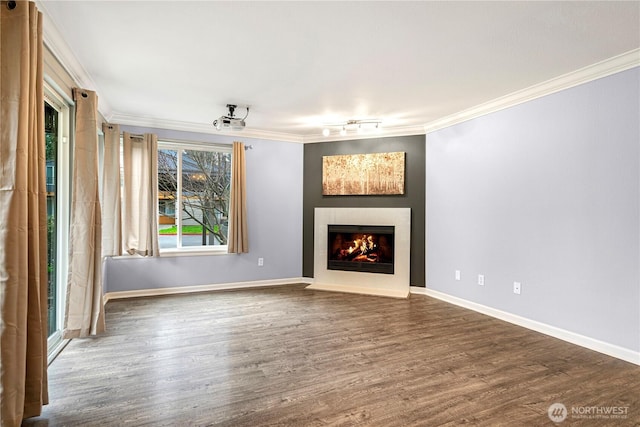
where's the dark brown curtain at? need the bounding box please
[0,1,49,424]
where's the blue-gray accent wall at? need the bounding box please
[426,67,640,352]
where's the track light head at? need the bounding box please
[322,118,383,137]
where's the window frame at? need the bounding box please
[44,81,72,362]
[157,139,233,256]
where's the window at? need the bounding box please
[157,141,232,252]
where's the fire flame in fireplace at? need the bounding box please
[348,235,375,253]
[328,227,394,272]
[339,234,378,262]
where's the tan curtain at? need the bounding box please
[101,123,121,257]
[63,88,105,339]
[122,132,159,256]
[0,1,49,424]
[228,141,248,253]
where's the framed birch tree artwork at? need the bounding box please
[322,152,405,195]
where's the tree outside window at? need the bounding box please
[157,144,231,249]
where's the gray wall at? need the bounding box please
[303,135,426,287]
[104,127,303,292]
[426,67,640,352]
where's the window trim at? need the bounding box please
[157,139,232,256]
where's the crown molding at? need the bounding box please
[38,0,637,144]
[109,113,305,143]
[424,48,640,134]
[302,124,426,144]
[37,1,113,116]
[110,113,427,144]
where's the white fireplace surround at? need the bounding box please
[307,207,411,298]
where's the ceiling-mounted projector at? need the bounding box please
[213,104,249,131]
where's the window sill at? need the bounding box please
[159,246,229,257]
[109,246,229,260]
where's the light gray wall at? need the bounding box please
[426,67,640,352]
[104,127,303,292]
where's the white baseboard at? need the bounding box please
[103,281,638,365]
[306,282,410,299]
[103,277,311,304]
[410,286,640,366]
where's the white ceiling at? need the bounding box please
[38,1,640,142]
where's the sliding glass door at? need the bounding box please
[45,102,58,337]
[44,85,70,358]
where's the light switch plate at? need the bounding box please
[513,281,521,294]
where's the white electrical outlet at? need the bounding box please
[513,281,521,294]
[455,270,461,281]
[258,257,264,267]
[478,274,484,286]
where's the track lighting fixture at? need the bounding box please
[322,119,383,137]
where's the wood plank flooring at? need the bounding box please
[24,284,640,426]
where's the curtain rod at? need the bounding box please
[104,125,145,140]
[111,129,253,149]
[120,132,145,139]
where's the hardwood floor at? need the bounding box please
[24,284,640,426]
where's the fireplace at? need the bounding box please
[310,207,410,299]
[327,224,394,274]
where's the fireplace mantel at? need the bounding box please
[307,207,411,298]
